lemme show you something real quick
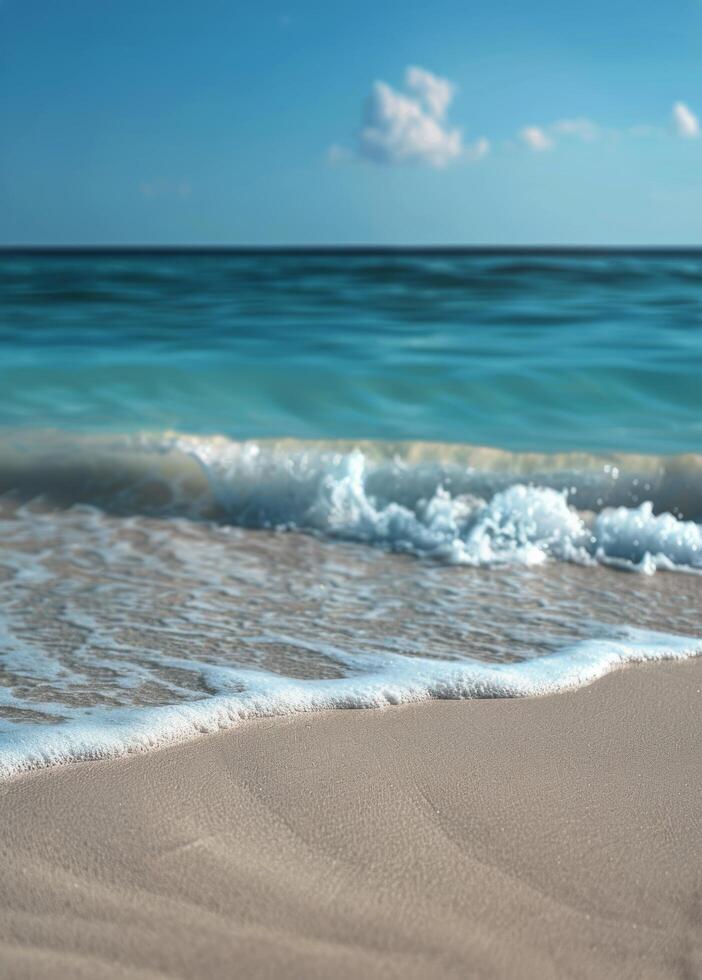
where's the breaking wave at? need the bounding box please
[2,431,700,573]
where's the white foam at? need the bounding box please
[0,627,699,779]
[593,502,702,572]
[177,439,702,572]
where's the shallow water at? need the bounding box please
[0,250,701,775]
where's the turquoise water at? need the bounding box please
[2,249,702,453]
[0,249,701,776]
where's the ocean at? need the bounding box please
[0,248,701,775]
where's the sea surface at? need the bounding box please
[0,249,701,775]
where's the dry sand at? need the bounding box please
[0,657,700,979]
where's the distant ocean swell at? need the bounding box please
[4,251,702,455]
[2,432,701,573]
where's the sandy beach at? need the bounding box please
[0,656,700,979]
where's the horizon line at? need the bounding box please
[2,244,702,255]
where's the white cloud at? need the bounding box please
[551,117,600,142]
[405,65,454,119]
[628,124,663,138]
[520,126,553,152]
[672,101,699,138]
[519,117,601,152]
[327,143,351,165]
[465,136,490,161]
[139,178,191,199]
[357,67,465,168]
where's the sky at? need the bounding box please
[2,0,702,245]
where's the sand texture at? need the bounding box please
[0,657,701,979]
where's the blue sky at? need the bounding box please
[2,0,702,245]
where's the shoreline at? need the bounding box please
[1,625,700,780]
[1,656,701,978]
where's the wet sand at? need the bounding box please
[0,656,700,979]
